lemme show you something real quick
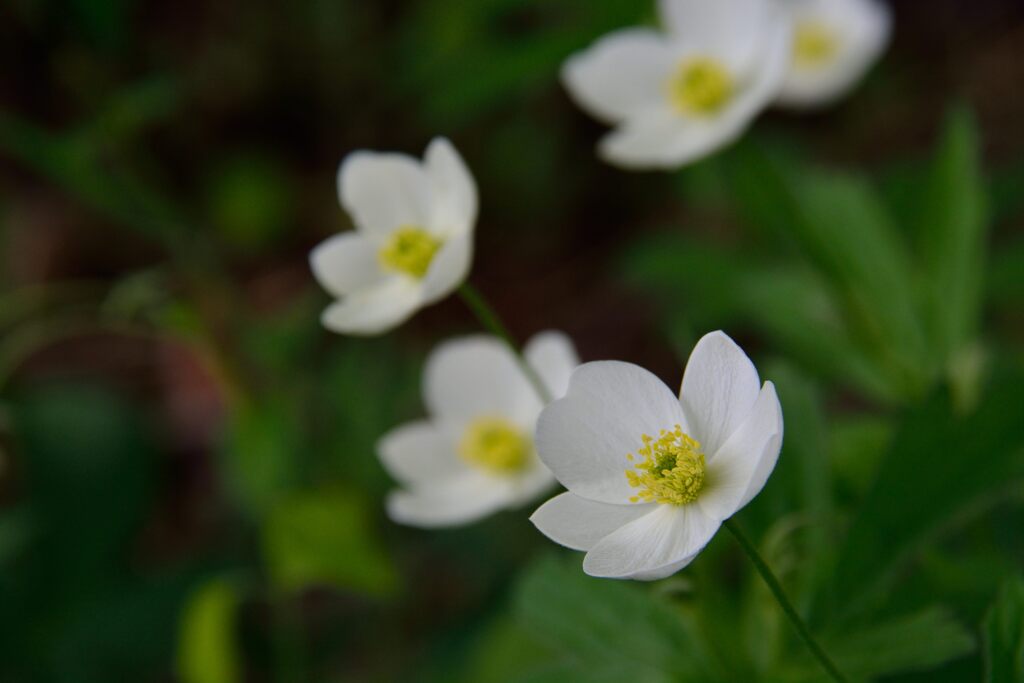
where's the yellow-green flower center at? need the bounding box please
[378,226,441,279]
[459,417,531,474]
[625,425,706,505]
[668,58,734,115]
[793,21,840,67]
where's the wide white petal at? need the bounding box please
[338,151,432,239]
[582,504,720,579]
[777,0,891,108]
[680,330,761,460]
[423,335,540,427]
[536,361,687,504]
[698,382,784,519]
[531,491,655,551]
[421,232,473,304]
[658,0,780,74]
[508,462,559,508]
[376,420,464,486]
[424,137,478,237]
[320,277,422,336]
[524,331,580,400]
[309,232,384,297]
[386,471,513,528]
[599,106,749,170]
[562,28,677,125]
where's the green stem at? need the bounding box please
[457,283,552,404]
[724,519,849,683]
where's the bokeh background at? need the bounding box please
[1,1,1023,681]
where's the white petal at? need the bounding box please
[320,277,422,336]
[530,491,655,551]
[524,331,580,400]
[777,0,891,108]
[386,471,513,528]
[562,28,677,125]
[376,420,464,486]
[508,463,559,508]
[423,335,540,427]
[338,150,431,238]
[424,138,478,237]
[309,232,384,297]
[421,232,473,304]
[599,106,749,170]
[700,382,784,518]
[658,0,781,74]
[680,330,762,459]
[582,504,720,579]
[536,361,687,504]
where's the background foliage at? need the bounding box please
[1,0,1023,681]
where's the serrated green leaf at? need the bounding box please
[984,577,1024,682]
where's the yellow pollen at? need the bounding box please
[625,425,706,505]
[459,417,531,474]
[793,21,840,66]
[378,226,441,279]
[668,58,733,115]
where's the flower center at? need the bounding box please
[625,425,706,505]
[459,417,531,474]
[668,58,734,115]
[793,21,840,67]
[378,226,441,279]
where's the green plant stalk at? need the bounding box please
[724,519,849,683]
[457,283,552,403]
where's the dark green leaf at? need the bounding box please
[984,577,1024,682]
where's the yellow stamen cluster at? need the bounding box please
[625,425,706,505]
[459,417,531,474]
[793,21,840,66]
[378,226,441,279]
[668,58,734,115]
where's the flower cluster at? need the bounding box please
[562,0,890,169]
[307,0,891,582]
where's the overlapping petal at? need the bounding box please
[524,331,581,400]
[386,471,515,528]
[536,361,687,504]
[530,492,655,551]
[377,421,464,486]
[337,152,432,239]
[320,277,421,336]
[424,137,478,236]
[309,232,385,297]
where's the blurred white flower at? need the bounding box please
[561,0,790,170]
[379,332,579,528]
[776,0,891,108]
[531,331,783,580]
[310,138,477,335]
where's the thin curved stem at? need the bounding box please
[724,519,849,683]
[457,282,552,404]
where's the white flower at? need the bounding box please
[379,332,579,528]
[531,331,783,580]
[561,0,791,170]
[776,0,891,109]
[310,138,477,336]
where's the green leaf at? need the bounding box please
[828,366,1024,621]
[263,489,397,596]
[984,577,1024,682]
[177,579,241,683]
[514,555,719,682]
[915,108,988,371]
[791,608,975,681]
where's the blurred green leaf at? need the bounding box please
[263,489,397,596]
[177,579,241,683]
[915,108,987,374]
[514,555,720,683]
[207,155,293,253]
[222,399,300,514]
[828,366,1024,621]
[984,577,1024,682]
[793,607,974,682]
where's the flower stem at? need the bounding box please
[723,519,849,683]
[457,282,552,403]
